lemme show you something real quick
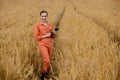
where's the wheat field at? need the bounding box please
[0,0,120,80]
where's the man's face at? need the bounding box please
[40,13,48,22]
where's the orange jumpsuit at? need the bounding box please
[34,22,55,73]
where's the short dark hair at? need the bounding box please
[40,10,48,16]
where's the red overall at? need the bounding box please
[34,22,55,73]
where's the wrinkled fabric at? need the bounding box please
[34,22,55,73]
